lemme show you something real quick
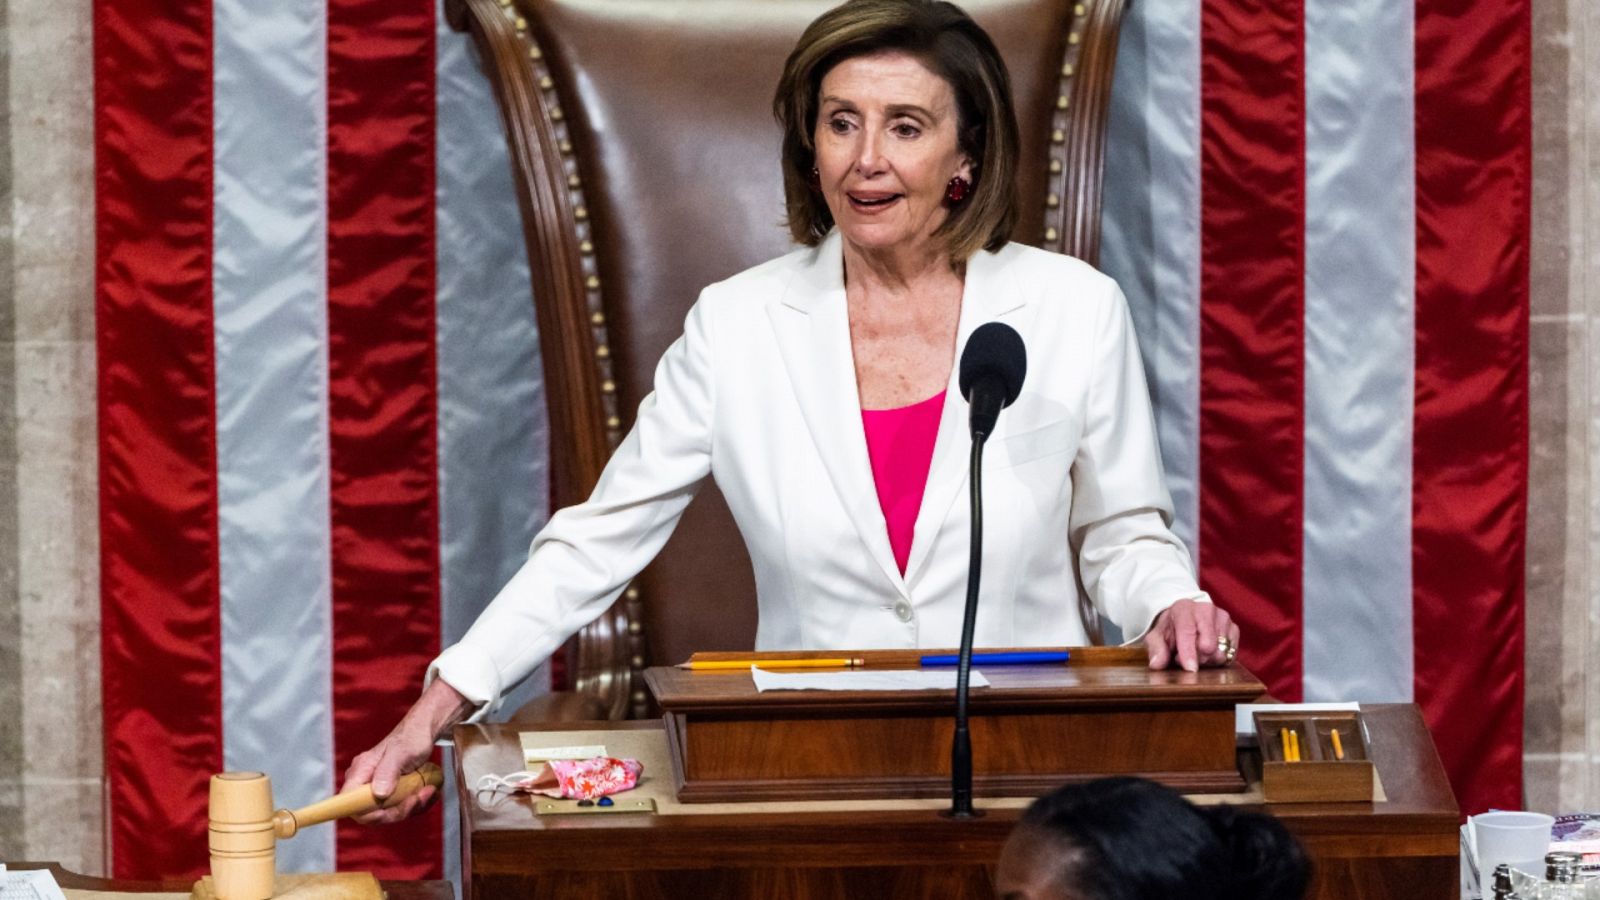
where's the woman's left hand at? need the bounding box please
[1143,599,1239,671]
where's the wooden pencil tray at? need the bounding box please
[1253,710,1375,803]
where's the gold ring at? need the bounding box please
[1218,636,1237,663]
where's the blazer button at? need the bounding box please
[893,601,913,623]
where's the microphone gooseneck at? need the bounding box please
[948,434,985,818]
[947,322,1027,820]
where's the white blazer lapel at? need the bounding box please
[903,246,1028,585]
[767,232,909,597]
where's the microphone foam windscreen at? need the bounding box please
[958,322,1027,406]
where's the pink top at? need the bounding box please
[861,390,946,575]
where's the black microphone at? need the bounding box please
[946,322,1027,820]
[959,322,1027,440]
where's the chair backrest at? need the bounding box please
[447,0,1129,718]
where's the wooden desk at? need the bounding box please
[15,863,453,900]
[649,659,1263,800]
[456,703,1458,900]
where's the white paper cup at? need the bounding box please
[1473,811,1554,878]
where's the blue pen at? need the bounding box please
[919,651,1070,666]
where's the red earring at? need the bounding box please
[945,175,971,205]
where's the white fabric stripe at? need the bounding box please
[1301,0,1415,703]
[1100,0,1203,571]
[435,13,550,886]
[213,0,335,873]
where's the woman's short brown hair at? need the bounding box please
[773,0,1020,261]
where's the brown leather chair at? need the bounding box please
[445,0,1129,719]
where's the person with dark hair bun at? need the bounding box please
[996,777,1310,900]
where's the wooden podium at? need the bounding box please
[456,653,1459,900]
[647,648,1265,802]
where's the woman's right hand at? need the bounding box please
[342,678,475,824]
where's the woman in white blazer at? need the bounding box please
[345,0,1239,819]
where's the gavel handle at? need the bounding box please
[272,763,444,839]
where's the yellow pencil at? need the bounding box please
[1280,727,1292,762]
[1330,728,1345,760]
[676,658,864,671]
[1288,728,1301,763]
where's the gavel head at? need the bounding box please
[208,772,277,900]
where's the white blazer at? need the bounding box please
[432,232,1208,708]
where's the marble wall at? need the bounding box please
[0,0,1594,875]
[1525,0,1600,816]
[0,0,18,860]
[2,0,102,874]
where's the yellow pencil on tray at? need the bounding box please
[1331,728,1346,760]
[676,658,865,671]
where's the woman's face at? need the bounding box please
[812,50,973,256]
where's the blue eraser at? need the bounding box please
[597,796,614,807]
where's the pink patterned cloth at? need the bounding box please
[861,390,945,574]
[533,757,642,800]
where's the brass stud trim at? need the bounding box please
[1075,3,1086,14]
[625,588,640,600]
[1045,227,1059,242]
[1052,128,1065,144]
[1049,159,1063,174]
[1068,31,1080,45]
[1062,63,1075,77]
[1057,95,1070,111]
[529,46,541,60]
[1047,193,1060,208]
[515,16,527,30]
[525,65,628,585]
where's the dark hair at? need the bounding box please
[772,0,1020,260]
[1016,777,1310,900]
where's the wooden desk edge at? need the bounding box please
[14,863,455,899]
[457,704,1457,822]
[684,646,1150,666]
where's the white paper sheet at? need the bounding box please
[751,667,991,692]
[518,738,609,765]
[0,868,69,900]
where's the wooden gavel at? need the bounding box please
[207,764,443,900]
